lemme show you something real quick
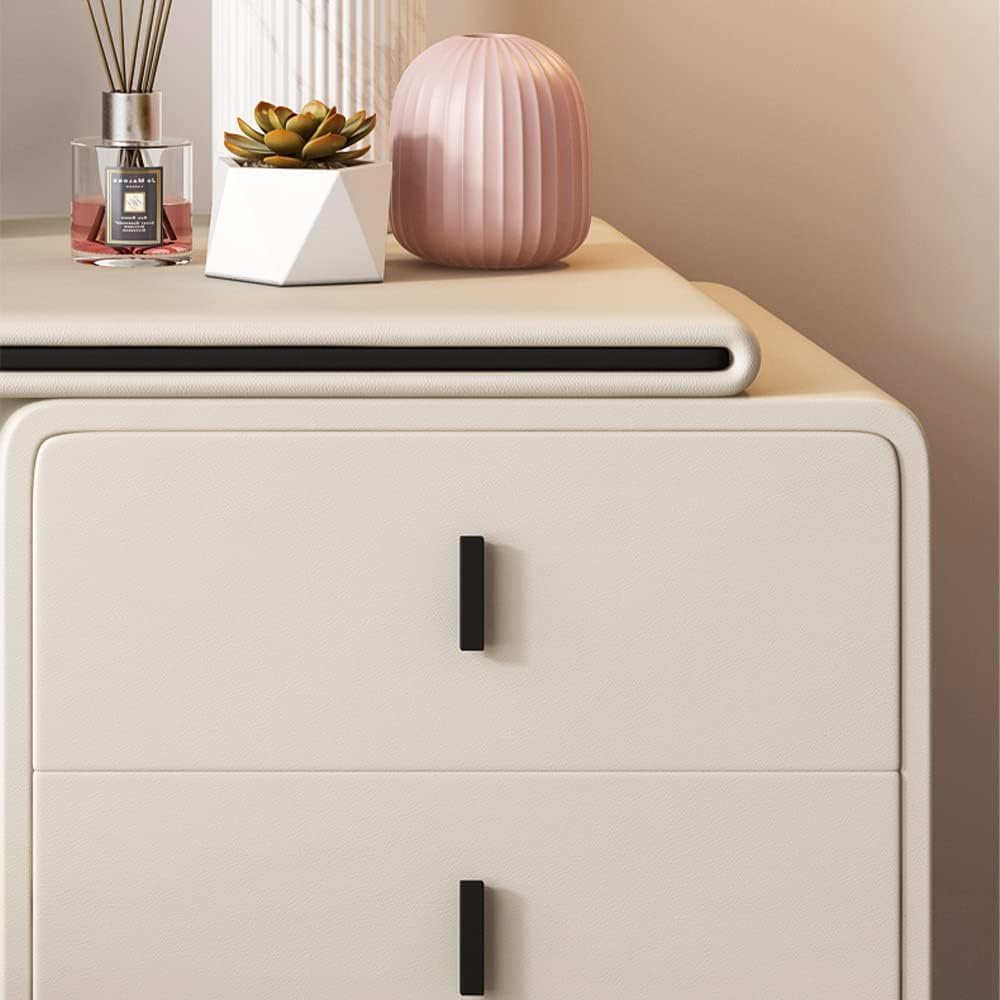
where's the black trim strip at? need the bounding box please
[0,345,731,373]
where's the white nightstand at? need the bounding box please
[0,219,929,999]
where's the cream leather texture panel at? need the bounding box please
[33,772,899,1000]
[0,219,749,346]
[32,429,899,771]
[0,219,760,397]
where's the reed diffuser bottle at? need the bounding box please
[72,0,192,265]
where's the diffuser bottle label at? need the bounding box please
[105,167,163,246]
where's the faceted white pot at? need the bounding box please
[206,160,391,286]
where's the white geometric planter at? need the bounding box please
[206,160,391,286]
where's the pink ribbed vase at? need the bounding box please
[390,33,591,269]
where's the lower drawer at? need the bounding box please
[33,772,899,1000]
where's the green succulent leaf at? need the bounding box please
[254,101,275,133]
[268,105,295,130]
[285,114,320,139]
[302,132,348,159]
[263,128,306,156]
[224,131,269,153]
[330,144,371,163]
[343,115,376,146]
[224,138,267,161]
[314,111,347,140]
[301,99,329,120]
[341,109,365,133]
[263,155,307,168]
[237,117,267,143]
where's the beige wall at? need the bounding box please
[3,1,999,996]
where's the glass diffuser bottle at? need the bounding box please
[72,92,192,265]
[72,0,191,265]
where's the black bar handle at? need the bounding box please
[459,880,485,996]
[459,536,485,651]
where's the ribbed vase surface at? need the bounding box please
[212,0,425,165]
[390,33,592,269]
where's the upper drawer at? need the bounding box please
[32,431,898,771]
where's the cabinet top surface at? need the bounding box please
[1,217,747,347]
[0,216,892,407]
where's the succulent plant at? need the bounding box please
[224,100,376,168]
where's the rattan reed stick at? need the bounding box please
[97,0,125,90]
[137,0,160,93]
[84,0,116,90]
[141,0,166,92]
[127,0,145,91]
[148,0,173,90]
[84,0,174,95]
[118,0,127,83]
